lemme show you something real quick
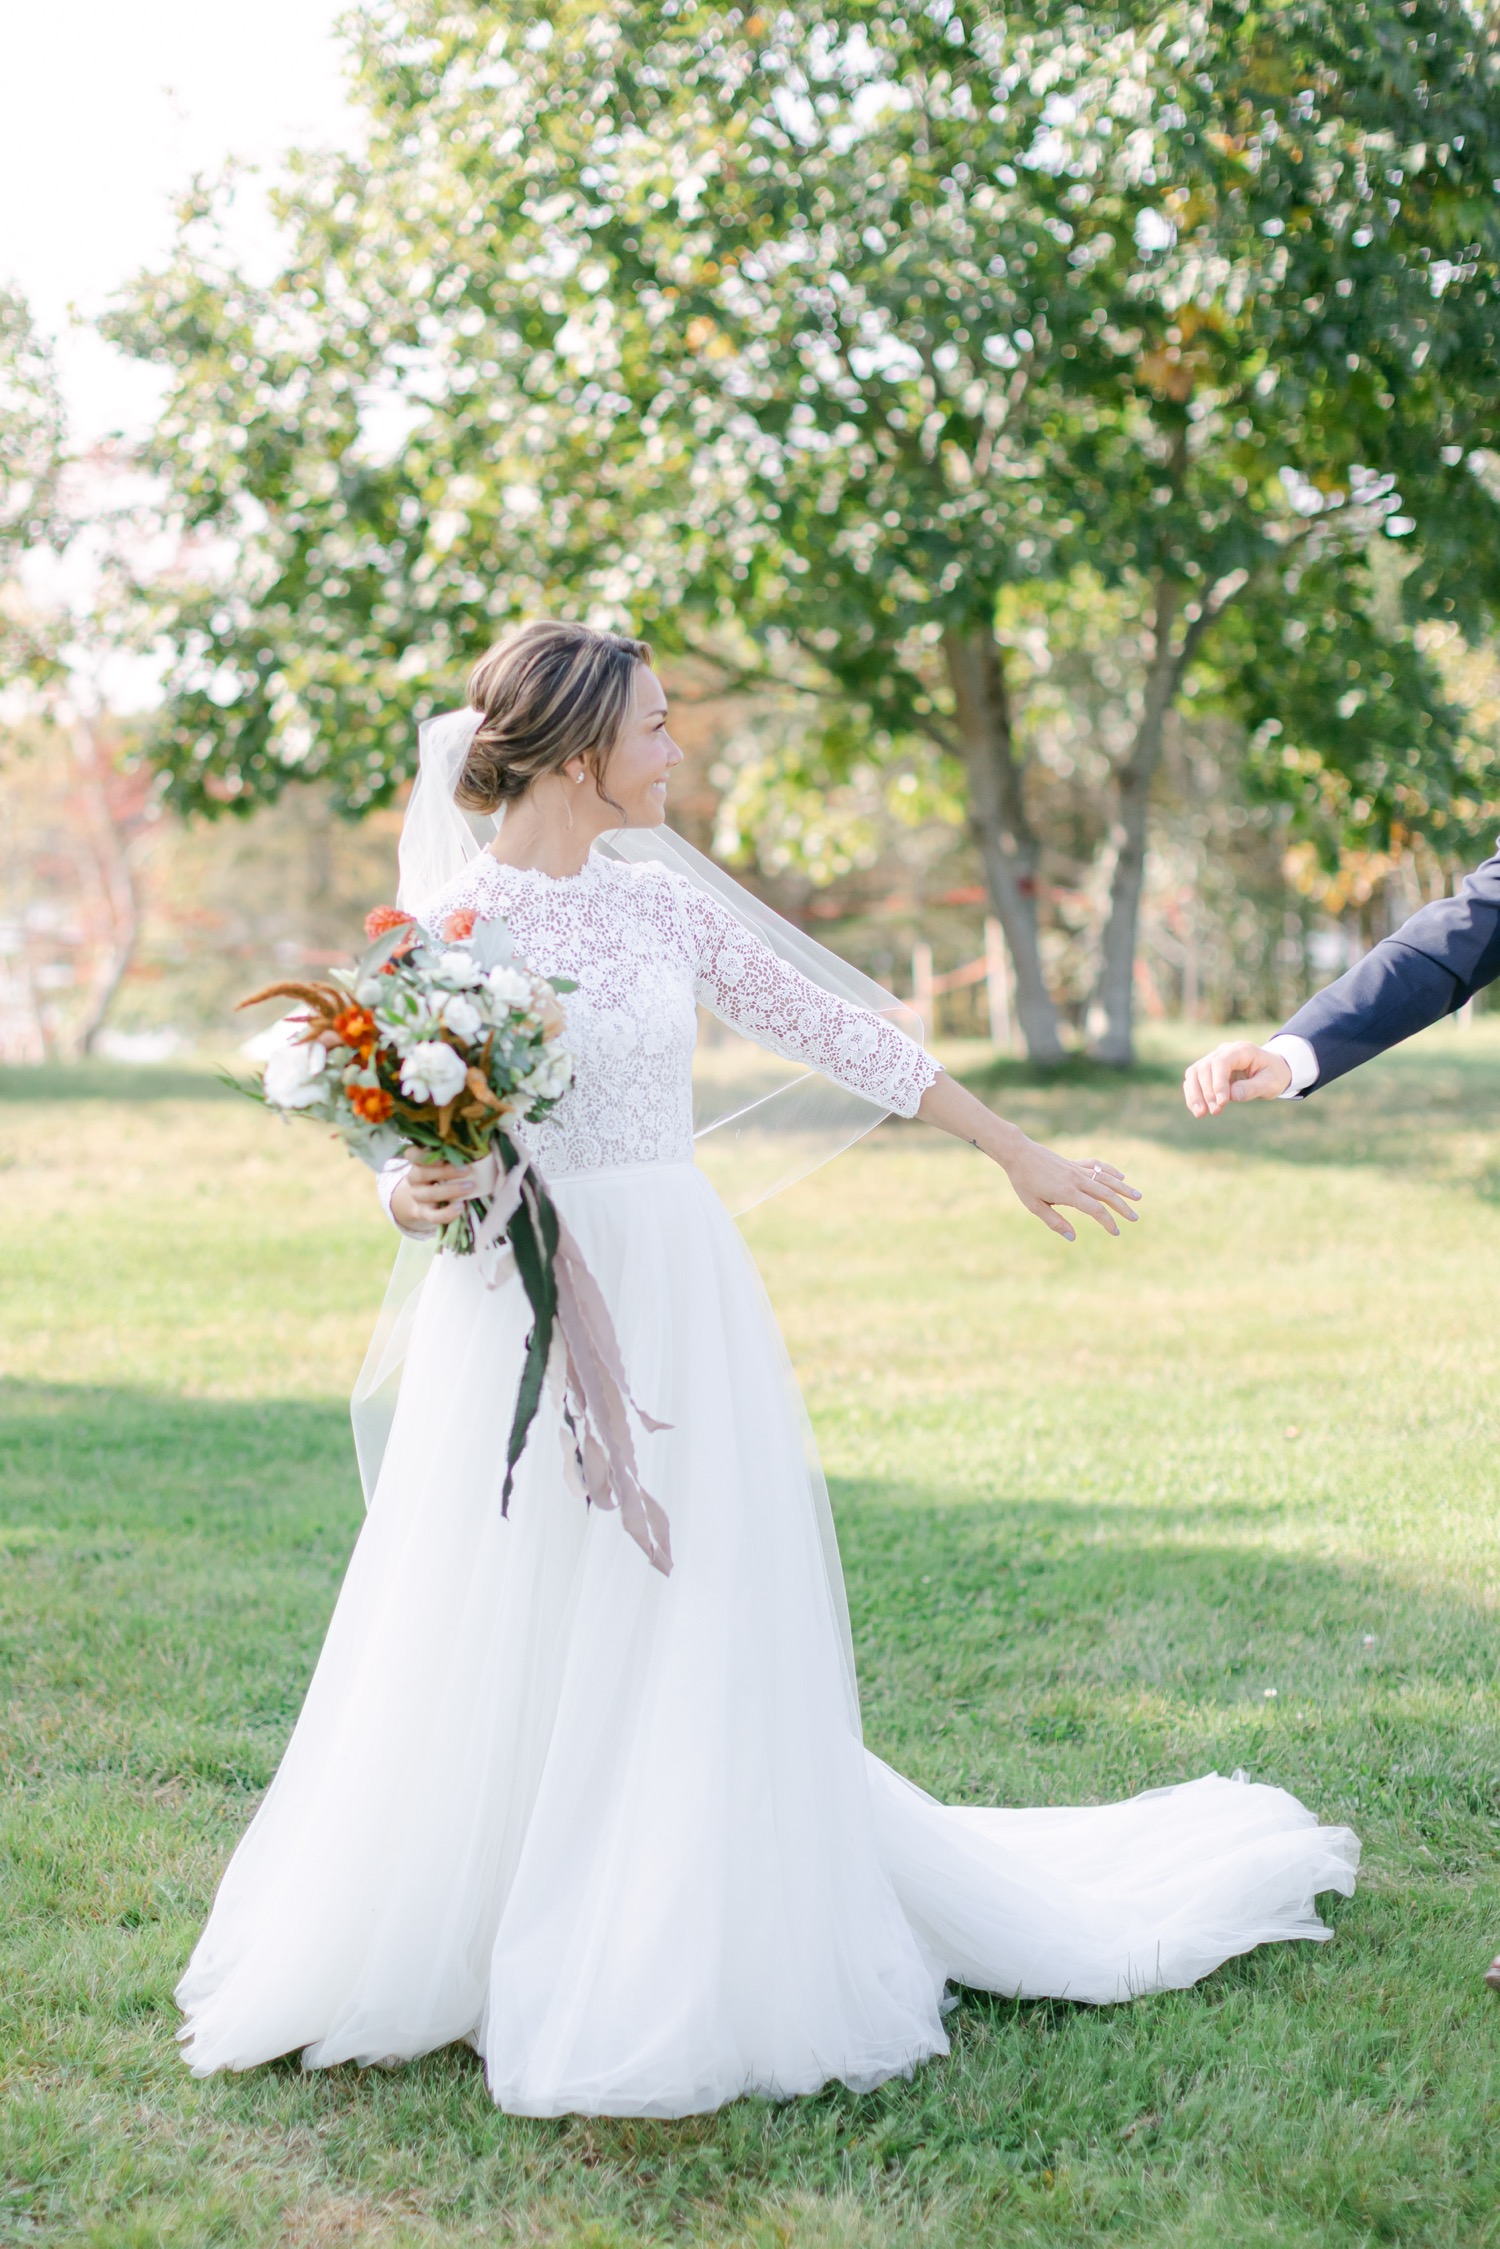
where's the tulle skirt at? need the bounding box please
[175,1162,1359,2115]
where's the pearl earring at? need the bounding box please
[574,769,586,783]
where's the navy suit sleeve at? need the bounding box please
[1278,844,1500,1093]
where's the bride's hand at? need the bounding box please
[915,1070,1140,1242]
[389,1155,477,1231]
[996,1136,1139,1242]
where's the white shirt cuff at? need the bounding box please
[1265,1033,1319,1097]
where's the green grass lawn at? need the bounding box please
[2,1022,1498,2248]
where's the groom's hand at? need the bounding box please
[1183,1041,1292,1117]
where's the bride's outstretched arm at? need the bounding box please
[674,878,1140,1242]
[915,1070,1141,1242]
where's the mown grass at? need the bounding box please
[2,1022,1498,2247]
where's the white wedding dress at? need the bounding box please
[176,850,1360,2116]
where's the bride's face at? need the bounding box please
[597,668,682,826]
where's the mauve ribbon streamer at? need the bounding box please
[466,1148,673,1576]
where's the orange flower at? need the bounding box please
[364,903,417,972]
[364,904,412,940]
[364,905,417,964]
[349,1084,394,1124]
[330,1004,378,1060]
[442,906,478,942]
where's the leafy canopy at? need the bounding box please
[110,0,1500,849]
[0,288,67,689]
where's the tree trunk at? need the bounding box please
[1091,577,1181,1067]
[940,626,1065,1064]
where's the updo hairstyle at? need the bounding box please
[455,619,654,813]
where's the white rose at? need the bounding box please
[525,1049,572,1100]
[440,949,486,988]
[485,965,535,1010]
[400,1040,468,1105]
[441,993,483,1043]
[262,1035,328,1109]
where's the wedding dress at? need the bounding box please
[175,848,1359,2116]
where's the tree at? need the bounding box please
[0,287,66,689]
[110,0,1500,1058]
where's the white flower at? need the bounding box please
[439,949,486,988]
[440,993,483,1043]
[263,1035,328,1109]
[485,964,535,1010]
[523,1048,572,1101]
[400,1040,468,1105]
[379,988,440,1049]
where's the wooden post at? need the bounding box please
[912,942,935,1044]
[983,918,1011,1053]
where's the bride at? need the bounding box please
[176,620,1359,2117]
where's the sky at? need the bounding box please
[0,0,359,446]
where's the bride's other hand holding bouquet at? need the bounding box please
[237,896,671,1566]
[241,902,574,1252]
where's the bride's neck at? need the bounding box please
[484,781,609,879]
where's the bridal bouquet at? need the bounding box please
[237,906,672,1572]
[240,901,575,1253]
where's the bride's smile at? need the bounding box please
[482,661,684,883]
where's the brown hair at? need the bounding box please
[455,620,654,813]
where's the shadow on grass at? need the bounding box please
[5,1384,1498,2242]
[5,1376,1493,1821]
[831,1477,1500,1836]
[4,1372,1492,1709]
[0,1378,363,1547]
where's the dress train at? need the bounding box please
[176,1165,1358,2115]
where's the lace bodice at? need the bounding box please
[409,849,938,1181]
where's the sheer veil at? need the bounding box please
[352,702,929,1510]
[395,706,925,1207]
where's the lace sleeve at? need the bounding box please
[670,878,940,1117]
